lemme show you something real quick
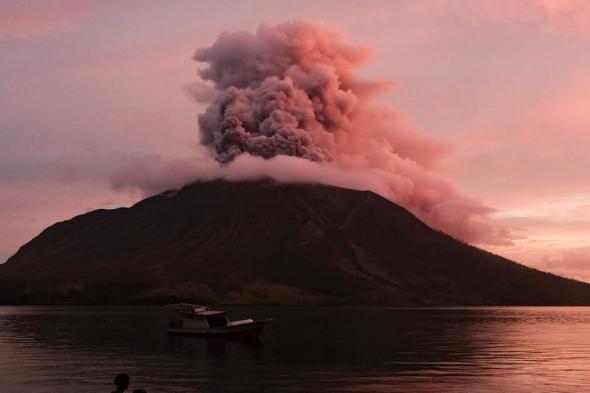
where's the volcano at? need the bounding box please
[1,180,589,305]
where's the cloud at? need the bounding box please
[110,21,514,246]
[191,21,514,245]
[182,81,219,104]
[485,193,590,281]
[0,1,92,41]
[110,153,219,197]
[111,153,513,246]
[449,0,590,39]
[496,245,590,283]
[537,247,590,281]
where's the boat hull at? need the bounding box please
[167,319,271,340]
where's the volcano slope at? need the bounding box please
[1,180,589,305]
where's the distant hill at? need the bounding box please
[1,180,590,305]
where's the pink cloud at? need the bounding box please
[110,21,514,246]
[498,245,590,283]
[110,153,220,197]
[449,0,590,39]
[183,81,219,104]
[0,1,93,41]
[538,247,590,281]
[111,153,513,246]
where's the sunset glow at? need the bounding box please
[1,0,590,281]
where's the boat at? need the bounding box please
[166,303,272,339]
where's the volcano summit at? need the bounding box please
[1,180,589,305]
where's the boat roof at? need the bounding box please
[197,310,226,316]
[166,303,225,316]
[167,302,206,308]
[167,303,207,311]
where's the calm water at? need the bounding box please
[1,306,590,392]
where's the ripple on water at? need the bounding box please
[1,306,590,392]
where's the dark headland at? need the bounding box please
[1,180,590,305]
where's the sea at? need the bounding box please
[1,306,589,392]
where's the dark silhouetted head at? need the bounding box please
[114,373,130,390]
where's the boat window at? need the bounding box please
[206,314,228,328]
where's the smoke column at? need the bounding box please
[117,21,511,246]
[194,21,447,167]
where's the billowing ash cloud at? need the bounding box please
[116,21,513,246]
[194,21,380,164]
[192,21,449,169]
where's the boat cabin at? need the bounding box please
[167,303,229,329]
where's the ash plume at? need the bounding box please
[193,21,448,170]
[117,21,512,246]
[194,21,369,163]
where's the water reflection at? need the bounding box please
[1,306,590,392]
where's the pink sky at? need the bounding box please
[1,0,590,281]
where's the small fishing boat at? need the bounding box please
[166,303,272,339]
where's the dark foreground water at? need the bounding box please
[1,306,590,392]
